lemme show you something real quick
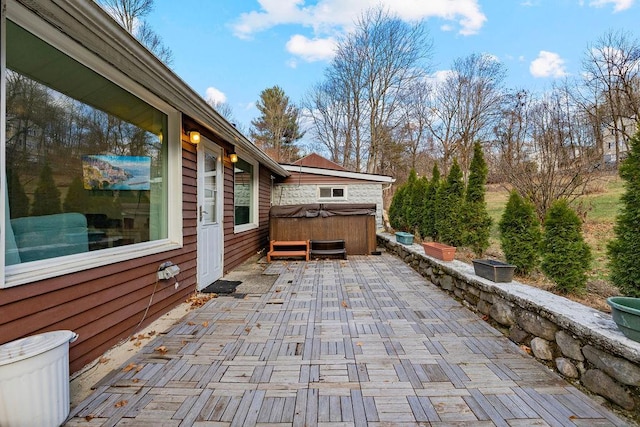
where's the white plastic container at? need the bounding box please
[0,330,78,427]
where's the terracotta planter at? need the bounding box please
[472,259,516,282]
[607,297,640,343]
[422,242,456,261]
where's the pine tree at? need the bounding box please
[421,164,440,240]
[250,86,304,163]
[464,142,492,256]
[435,159,465,246]
[31,162,61,216]
[499,191,541,275]
[608,128,640,297]
[541,199,591,293]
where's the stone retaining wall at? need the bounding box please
[378,232,640,416]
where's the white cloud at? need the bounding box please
[232,0,486,39]
[286,35,337,62]
[588,0,634,12]
[529,51,568,78]
[430,69,455,84]
[205,87,227,105]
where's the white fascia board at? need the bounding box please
[282,165,395,183]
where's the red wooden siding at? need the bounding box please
[0,137,198,374]
[223,160,272,272]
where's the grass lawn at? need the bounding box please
[483,174,624,310]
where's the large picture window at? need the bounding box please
[3,19,172,271]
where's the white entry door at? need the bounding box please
[197,139,224,290]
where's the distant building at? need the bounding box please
[273,153,394,229]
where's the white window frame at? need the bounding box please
[233,152,259,234]
[1,3,183,288]
[317,185,347,201]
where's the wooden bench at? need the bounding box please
[310,239,347,260]
[267,240,310,262]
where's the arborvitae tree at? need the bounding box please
[31,162,61,216]
[402,169,418,228]
[389,184,408,231]
[421,164,440,240]
[464,142,492,256]
[407,173,428,236]
[63,176,90,213]
[499,191,541,275]
[541,199,592,294]
[435,159,465,246]
[7,168,30,218]
[608,128,640,297]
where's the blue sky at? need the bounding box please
[146,0,638,134]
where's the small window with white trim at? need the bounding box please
[318,186,347,200]
[234,156,259,232]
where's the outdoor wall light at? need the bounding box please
[188,131,201,144]
[229,151,238,163]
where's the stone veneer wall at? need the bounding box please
[378,232,640,417]
[273,183,384,228]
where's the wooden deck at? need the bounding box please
[66,254,629,426]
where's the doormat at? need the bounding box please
[201,280,242,294]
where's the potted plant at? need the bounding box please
[395,231,414,245]
[472,259,516,282]
[422,242,456,261]
[607,297,640,343]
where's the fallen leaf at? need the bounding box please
[114,400,128,408]
[155,345,168,354]
[520,345,532,355]
[134,341,142,347]
[148,330,156,336]
[202,321,209,327]
[122,363,138,372]
[132,378,140,383]
[245,327,252,333]
[84,414,95,421]
[135,365,143,372]
[98,357,110,364]
[341,301,348,308]
[187,321,196,326]
[482,315,489,321]
[356,342,363,346]
[256,323,262,328]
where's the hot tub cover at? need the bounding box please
[270,203,375,218]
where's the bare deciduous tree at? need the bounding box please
[427,54,506,176]
[97,0,173,65]
[582,29,640,168]
[497,90,600,220]
[303,81,349,165]
[306,6,432,173]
